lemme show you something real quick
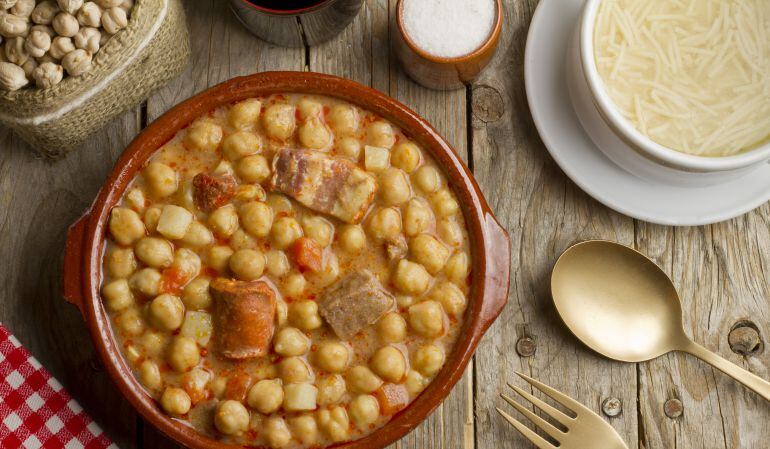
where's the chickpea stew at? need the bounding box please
[101,93,472,448]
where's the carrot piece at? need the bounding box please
[374,383,409,416]
[291,237,323,272]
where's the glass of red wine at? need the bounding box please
[230,0,364,47]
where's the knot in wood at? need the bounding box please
[601,397,622,417]
[664,399,683,419]
[472,85,504,123]
[728,321,762,356]
[515,337,536,357]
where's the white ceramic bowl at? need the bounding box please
[574,0,770,183]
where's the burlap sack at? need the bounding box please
[0,0,190,159]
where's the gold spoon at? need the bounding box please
[551,240,770,402]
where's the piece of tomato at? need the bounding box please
[291,237,323,272]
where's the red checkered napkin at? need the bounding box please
[0,324,117,449]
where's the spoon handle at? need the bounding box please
[682,340,770,402]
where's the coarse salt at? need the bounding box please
[402,0,496,59]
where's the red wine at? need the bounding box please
[246,0,329,10]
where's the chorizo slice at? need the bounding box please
[271,148,377,224]
[211,278,276,360]
[193,173,237,212]
[318,270,394,340]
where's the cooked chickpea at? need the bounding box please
[109,207,145,245]
[279,357,311,383]
[236,155,270,183]
[264,417,292,448]
[229,249,265,281]
[215,400,250,435]
[367,207,401,241]
[157,205,193,240]
[129,268,161,297]
[139,360,162,390]
[349,395,380,430]
[102,279,134,312]
[429,282,467,317]
[208,204,239,238]
[135,237,174,268]
[222,131,261,161]
[247,379,283,414]
[346,365,383,394]
[297,98,323,119]
[262,103,296,141]
[437,216,463,247]
[238,201,273,238]
[288,300,322,330]
[405,370,428,397]
[413,344,445,377]
[207,245,234,273]
[314,252,340,287]
[140,330,169,358]
[143,206,162,233]
[408,300,445,338]
[235,184,266,202]
[115,307,145,337]
[314,341,349,373]
[403,198,434,237]
[338,224,365,253]
[316,374,346,406]
[431,189,460,217]
[376,312,407,343]
[167,336,200,372]
[282,273,306,298]
[396,295,416,308]
[366,120,395,148]
[273,327,310,356]
[181,221,213,247]
[413,165,442,193]
[144,162,179,198]
[172,247,202,282]
[288,415,319,445]
[148,294,185,331]
[271,216,303,249]
[410,233,450,274]
[265,250,290,277]
[267,194,293,215]
[302,215,333,247]
[184,120,223,152]
[327,104,359,136]
[125,345,142,364]
[369,346,406,382]
[393,259,432,295]
[209,376,227,399]
[379,168,412,205]
[275,299,288,327]
[228,99,262,130]
[317,406,350,442]
[336,137,361,160]
[160,387,191,416]
[299,117,332,150]
[391,141,422,173]
[105,247,137,279]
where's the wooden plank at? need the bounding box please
[470,1,638,449]
[0,109,142,448]
[635,209,770,449]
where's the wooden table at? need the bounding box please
[1,1,768,448]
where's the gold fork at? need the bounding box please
[497,372,629,449]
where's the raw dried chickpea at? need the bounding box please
[338,224,365,253]
[144,162,178,198]
[369,346,406,382]
[11,0,35,18]
[273,327,310,357]
[24,28,51,57]
[366,120,395,148]
[437,216,463,247]
[57,0,84,15]
[379,167,411,205]
[148,293,185,331]
[316,374,345,406]
[247,379,283,414]
[215,400,250,435]
[288,415,319,445]
[239,201,273,238]
[314,341,349,373]
[139,360,162,390]
[102,279,133,312]
[413,165,442,193]
[208,204,239,238]
[445,251,469,284]
[271,216,303,249]
[95,0,122,7]
[262,103,295,141]
[52,12,79,37]
[412,344,445,376]
[167,336,200,372]
[429,282,466,317]
[327,103,358,136]
[129,268,161,297]
[222,131,261,161]
[279,357,311,383]
[336,136,361,160]
[184,120,223,152]
[317,406,350,442]
[376,312,407,343]
[302,215,333,247]
[108,207,145,245]
[73,26,100,53]
[5,37,28,65]
[30,24,56,37]
[407,300,445,338]
[403,198,434,237]
[229,248,265,281]
[236,154,270,183]
[288,300,322,330]
[391,141,422,173]
[298,117,332,150]
[207,245,233,273]
[49,36,74,58]
[263,417,291,448]
[367,207,401,241]
[135,237,174,268]
[181,221,213,247]
[182,277,211,310]
[114,307,144,336]
[77,2,102,27]
[105,247,136,279]
[410,233,450,274]
[265,249,289,277]
[0,61,27,91]
[228,98,261,130]
[160,387,191,416]
[31,1,58,25]
[21,58,38,78]
[0,12,29,37]
[349,395,379,430]
[393,259,432,296]
[100,6,126,34]
[345,365,383,394]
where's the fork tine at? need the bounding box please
[500,393,564,441]
[507,383,573,427]
[496,408,558,449]
[516,371,586,415]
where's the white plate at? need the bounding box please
[524,0,770,226]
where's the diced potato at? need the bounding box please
[283,383,318,411]
[180,311,213,346]
[157,205,193,240]
[364,145,390,172]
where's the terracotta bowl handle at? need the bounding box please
[63,211,90,318]
[475,213,511,336]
